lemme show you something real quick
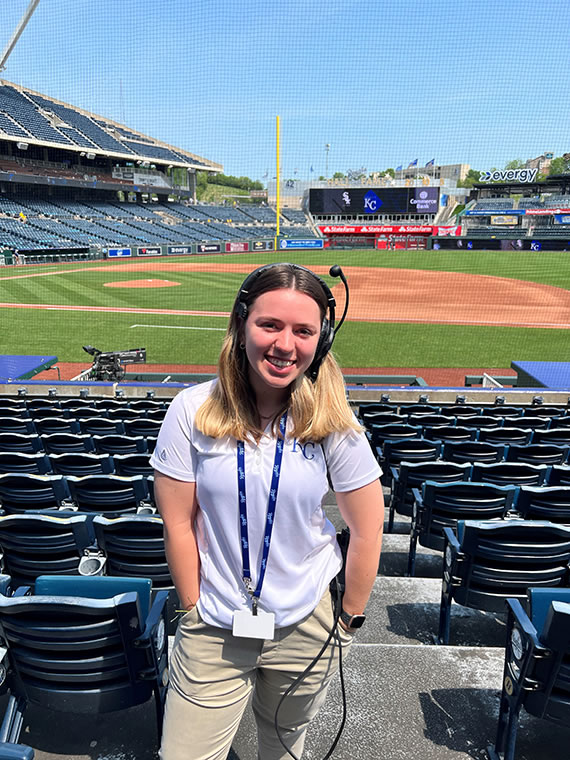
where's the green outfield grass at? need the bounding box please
[0,250,567,367]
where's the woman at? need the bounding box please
[151,262,384,760]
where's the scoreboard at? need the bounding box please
[309,187,439,215]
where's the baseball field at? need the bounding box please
[0,249,568,381]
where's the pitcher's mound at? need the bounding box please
[104,279,181,288]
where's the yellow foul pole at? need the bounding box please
[275,115,280,249]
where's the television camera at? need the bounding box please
[82,345,146,382]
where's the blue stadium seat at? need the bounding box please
[438,520,570,644]
[408,481,517,576]
[0,575,168,747]
[0,513,95,586]
[488,587,570,760]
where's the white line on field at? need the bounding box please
[130,324,226,331]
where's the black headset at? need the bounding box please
[236,262,348,382]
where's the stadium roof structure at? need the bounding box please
[0,79,222,173]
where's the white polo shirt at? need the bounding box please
[150,380,381,628]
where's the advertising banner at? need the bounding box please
[108,248,132,257]
[252,240,274,251]
[526,208,570,216]
[465,209,525,216]
[554,214,570,224]
[167,245,193,256]
[225,241,250,252]
[279,239,324,250]
[196,243,221,253]
[490,216,520,225]
[478,168,538,183]
[318,224,433,234]
[436,226,462,236]
[137,246,162,256]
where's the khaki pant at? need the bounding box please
[160,591,355,760]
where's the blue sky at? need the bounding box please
[1,0,569,182]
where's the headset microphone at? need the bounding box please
[328,265,349,335]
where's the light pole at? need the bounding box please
[325,143,330,178]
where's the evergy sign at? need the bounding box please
[479,168,538,183]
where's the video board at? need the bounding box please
[309,187,439,215]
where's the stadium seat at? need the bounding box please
[514,485,570,524]
[33,417,80,436]
[40,433,95,454]
[112,453,153,477]
[502,415,551,430]
[441,440,505,464]
[368,424,423,450]
[78,418,126,436]
[388,461,470,532]
[487,588,570,760]
[92,434,147,455]
[376,438,441,485]
[481,406,524,419]
[440,405,481,418]
[0,575,168,747]
[422,425,477,443]
[408,481,517,576]
[438,520,570,645]
[505,443,569,466]
[0,513,95,585]
[477,427,533,446]
[357,403,397,420]
[460,416,505,430]
[0,419,35,436]
[407,413,456,427]
[48,452,114,476]
[362,413,407,427]
[533,428,570,446]
[0,435,43,454]
[469,461,549,487]
[522,406,566,418]
[0,453,51,475]
[123,419,163,438]
[398,404,441,416]
[65,474,152,516]
[0,474,71,514]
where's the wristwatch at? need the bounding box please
[340,609,366,629]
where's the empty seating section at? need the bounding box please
[0,86,72,146]
[473,199,514,210]
[0,192,315,249]
[358,401,570,546]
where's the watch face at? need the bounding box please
[349,614,366,629]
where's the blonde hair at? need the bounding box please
[195,264,361,443]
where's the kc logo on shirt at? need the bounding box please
[291,439,316,460]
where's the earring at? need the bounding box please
[239,342,245,350]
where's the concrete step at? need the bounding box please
[365,576,507,648]
[380,533,443,578]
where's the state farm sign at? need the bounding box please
[318,224,433,234]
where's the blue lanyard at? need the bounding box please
[237,412,287,614]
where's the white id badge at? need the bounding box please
[232,609,275,640]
